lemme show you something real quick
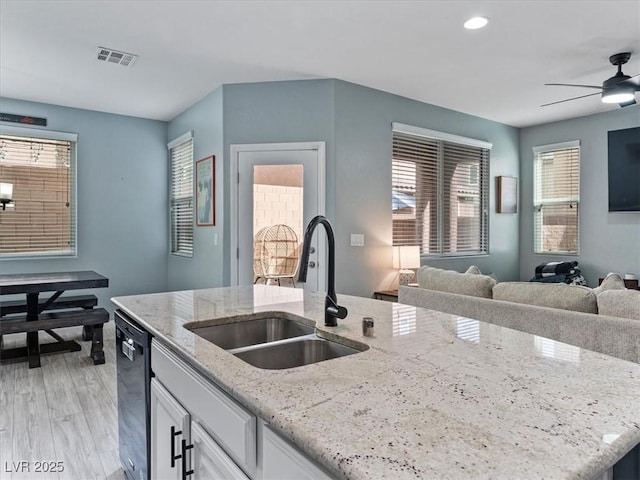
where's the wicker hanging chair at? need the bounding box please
[253,224,299,286]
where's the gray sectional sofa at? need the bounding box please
[399,266,640,364]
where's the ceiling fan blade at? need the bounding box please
[619,76,640,91]
[619,99,637,107]
[545,83,603,89]
[541,91,602,107]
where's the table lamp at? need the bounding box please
[393,245,421,286]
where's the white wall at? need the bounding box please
[519,105,640,286]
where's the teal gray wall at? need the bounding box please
[332,80,521,295]
[519,105,640,286]
[18,78,632,301]
[0,97,168,310]
[167,87,224,290]
[221,80,336,285]
[215,79,519,297]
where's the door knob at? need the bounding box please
[308,261,316,268]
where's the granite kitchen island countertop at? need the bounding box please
[111,285,640,480]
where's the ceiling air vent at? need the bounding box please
[96,47,138,67]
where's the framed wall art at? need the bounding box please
[497,175,517,214]
[196,155,215,226]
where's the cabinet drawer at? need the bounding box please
[152,340,257,474]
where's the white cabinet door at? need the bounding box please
[151,378,191,480]
[262,425,333,480]
[152,340,257,474]
[191,421,249,480]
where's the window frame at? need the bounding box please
[391,122,491,258]
[0,125,78,260]
[532,140,581,255]
[168,131,194,258]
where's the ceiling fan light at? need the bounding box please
[602,91,635,104]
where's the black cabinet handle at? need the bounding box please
[181,439,194,479]
[170,426,183,468]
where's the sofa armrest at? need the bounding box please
[597,289,640,320]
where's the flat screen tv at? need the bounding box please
[608,126,640,212]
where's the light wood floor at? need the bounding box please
[0,321,124,480]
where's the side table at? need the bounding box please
[373,290,398,302]
[598,278,639,290]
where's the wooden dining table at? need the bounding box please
[0,270,109,368]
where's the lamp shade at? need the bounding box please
[0,183,13,200]
[392,245,421,270]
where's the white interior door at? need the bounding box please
[231,143,325,292]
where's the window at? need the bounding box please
[0,127,77,258]
[169,132,194,257]
[392,123,491,256]
[532,141,580,254]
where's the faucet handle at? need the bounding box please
[325,296,347,326]
[329,304,348,319]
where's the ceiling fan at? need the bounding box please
[542,52,640,107]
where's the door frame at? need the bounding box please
[229,141,326,287]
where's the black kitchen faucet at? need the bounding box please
[298,215,348,326]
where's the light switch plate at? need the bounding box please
[350,234,365,247]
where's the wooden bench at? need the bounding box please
[0,308,109,365]
[0,294,99,317]
[0,294,100,341]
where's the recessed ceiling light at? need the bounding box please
[464,17,489,30]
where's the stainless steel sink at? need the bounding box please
[233,336,365,370]
[186,313,314,350]
[185,312,368,369]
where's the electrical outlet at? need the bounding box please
[350,234,365,247]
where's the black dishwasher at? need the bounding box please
[115,310,151,480]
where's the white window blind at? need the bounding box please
[169,133,194,257]
[0,130,77,258]
[533,141,580,254]
[392,124,490,256]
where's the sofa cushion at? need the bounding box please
[597,289,640,320]
[492,282,598,313]
[592,272,626,296]
[417,266,496,298]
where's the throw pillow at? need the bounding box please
[592,272,626,296]
[417,266,496,298]
[465,265,482,275]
